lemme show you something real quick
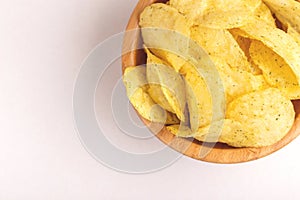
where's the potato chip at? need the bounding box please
[250,40,300,99]
[139,3,190,34]
[230,34,251,57]
[254,2,276,27]
[226,88,295,147]
[139,3,191,72]
[145,49,175,113]
[123,66,148,97]
[190,26,252,72]
[182,54,266,104]
[145,48,187,121]
[147,86,174,112]
[167,124,195,138]
[169,0,208,22]
[167,119,256,147]
[212,59,268,103]
[255,74,270,90]
[263,0,300,33]
[229,34,262,75]
[287,23,300,46]
[123,66,179,124]
[232,20,300,84]
[184,65,213,131]
[194,119,254,146]
[266,11,300,46]
[152,52,187,72]
[220,71,265,103]
[170,0,261,29]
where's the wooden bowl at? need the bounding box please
[121,0,300,163]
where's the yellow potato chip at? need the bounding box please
[181,62,225,132]
[152,52,187,72]
[139,3,190,34]
[230,34,251,57]
[194,119,253,146]
[250,40,300,99]
[145,49,187,121]
[145,49,175,113]
[226,88,295,147]
[139,3,191,72]
[255,74,270,90]
[230,35,262,75]
[123,66,179,124]
[184,65,213,131]
[170,0,261,29]
[167,119,255,147]
[287,23,300,46]
[232,20,300,84]
[123,66,148,97]
[169,0,207,23]
[166,124,195,138]
[147,87,173,112]
[254,2,276,27]
[263,0,300,32]
[213,59,267,103]
[190,26,252,72]
[182,55,266,104]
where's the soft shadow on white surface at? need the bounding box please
[95,58,167,152]
[73,30,183,173]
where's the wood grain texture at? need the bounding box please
[121,0,300,163]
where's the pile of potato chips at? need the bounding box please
[123,0,300,147]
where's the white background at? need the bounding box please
[1,0,300,199]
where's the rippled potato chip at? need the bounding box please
[145,49,186,121]
[263,0,300,32]
[230,34,251,57]
[139,3,190,72]
[175,40,226,131]
[254,2,276,27]
[169,88,295,147]
[250,40,300,99]
[229,34,262,75]
[123,66,179,124]
[191,26,252,72]
[169,0,207,23]
[167,124,195,138]
[170,0,261,29]
[167,119,256,147]
[226,88,295,147]
[232,20,300,84]
[145,48,175,113]
[287,23,300,46]
[152,52,187,72]
[212,58,268,103]
[184,65,213,131]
